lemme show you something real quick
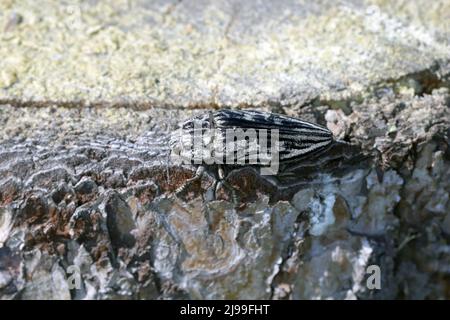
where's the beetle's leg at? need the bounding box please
[214,167,224,199]
[215,166,240,205]
[175,165,205,197]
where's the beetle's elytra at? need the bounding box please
[170,109,334,167]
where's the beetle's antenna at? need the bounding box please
[166,147,171,186]
[165,119,173,186]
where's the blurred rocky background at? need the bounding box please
[0,0,449,299]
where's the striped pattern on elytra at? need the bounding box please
[170,109,334,165]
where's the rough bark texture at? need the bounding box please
[0,84,449,299]
[0,0,449,300]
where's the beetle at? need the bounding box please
[169,109,336,202]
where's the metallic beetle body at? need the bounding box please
[170,109,334,168]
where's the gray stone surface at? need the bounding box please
[0,0,449,107]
